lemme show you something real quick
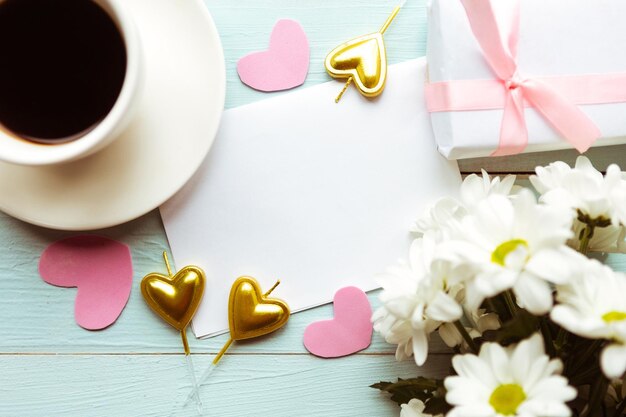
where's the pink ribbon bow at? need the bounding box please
[428,0,602,156]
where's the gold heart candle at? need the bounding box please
[141,252,205,355]
[325,3,403,102]
[228,276,290,341]
[183,276,290,407]
[214,276,290,363]
[141,251,206,412]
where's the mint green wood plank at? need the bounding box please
[0,209,450,354]
[206,0,427,110]
[0,354,451,417]
[1,0,625,416]
[206,0,626,175]
[0,0,436,358]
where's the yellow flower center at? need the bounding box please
[602,311,626,323]
[489,384,526,415]
[491,239,529,266]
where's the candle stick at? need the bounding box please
[182,276,290,407]
[325,2,405,102]
[141,251,206,413]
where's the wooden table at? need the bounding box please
[2,1,625,415]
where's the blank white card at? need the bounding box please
[160,58,462,338]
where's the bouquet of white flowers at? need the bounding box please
[372,157,626,417]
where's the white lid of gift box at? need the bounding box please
[427,0,626,159]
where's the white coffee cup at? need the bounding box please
[0,0,142,166]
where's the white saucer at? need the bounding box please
[0,0,225,230]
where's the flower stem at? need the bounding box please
[571,339,604,375]
[585,376,608,417]
[486,298,499,315]
[555,327,568,350]
[503,290,518,319]
[576,211,613,255]
[613,398,626,417]
[539,318,556,357]
[555,327,570,366]
[579,224,594,255]
[453,320,478,353]
[570,365,601,386]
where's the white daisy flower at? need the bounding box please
[570,220,626,253]
[439,309,500,350]
[551,259,626,379]
[400,399,442,417]
[445,333,576,417]
[438,286,500,350]
[411,197,465,240]
[436,190,575,315]
[531,156,624,221]
[460,169,518,208]
[412,171,518,239]
[530,156,626,252]
[372,236,463,366]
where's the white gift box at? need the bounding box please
[427,0,626,159]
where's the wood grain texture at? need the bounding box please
[209,0,427,111]
[0,211,447,353]
[0,208,449,355]
[0,354,451,417]
[1,0,626,415]
[209,0,626,174]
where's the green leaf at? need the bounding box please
[424,395,452,415]
[494,308,539,346]
[370,377,443,407]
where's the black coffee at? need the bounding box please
[0,0,127,143]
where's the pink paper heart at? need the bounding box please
[303,286,373,358]
[237,19,309,92]
[39,235,133,330]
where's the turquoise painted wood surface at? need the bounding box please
[1,0,626,416]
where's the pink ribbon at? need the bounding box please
[425,0,603,156]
